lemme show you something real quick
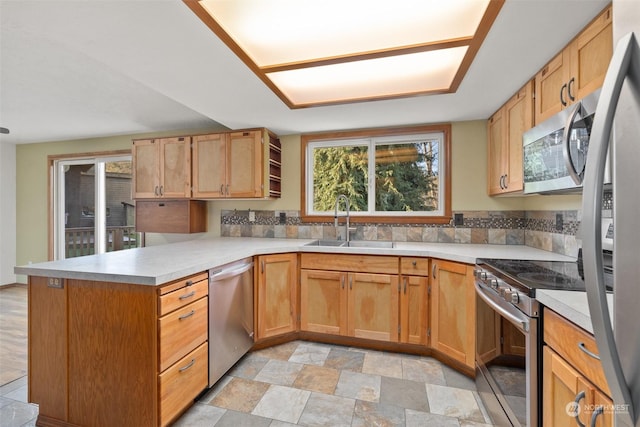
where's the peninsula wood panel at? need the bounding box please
[300,269,347,335]
[67,280,158,427]
[28,276,68,422]
[300,253,398,275]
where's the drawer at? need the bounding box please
[544,308,610,395]
[159,278,208,317]
[159,296,208,372]
[159,342,208,426]
[159,272,208,296]
[300,253,398,274]
[400,257,430,276]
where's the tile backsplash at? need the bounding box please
[221,208,582,257]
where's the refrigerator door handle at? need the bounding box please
[582,32,640,426]
[562,101,586,185]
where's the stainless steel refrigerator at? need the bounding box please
[582,1,640,426]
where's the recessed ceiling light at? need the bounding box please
[184,0,504,108]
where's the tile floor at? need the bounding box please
[0,340,496,427]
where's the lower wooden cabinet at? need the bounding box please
[430,259,476,369]
[300,269,347,335]
[348,272,399,342]
[256,253,298,339]
[399,275,428,345]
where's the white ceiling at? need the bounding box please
[0,0,610,145]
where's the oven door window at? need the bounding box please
[476,293,530,426]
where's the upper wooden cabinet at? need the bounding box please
[534,5,612,124]
[192,128,281,199]
[487,81,533,196]
[430,259,476,369]
[132,136,191,199]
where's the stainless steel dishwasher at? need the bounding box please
[208,257,254,386]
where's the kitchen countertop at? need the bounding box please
[537,289,614,334]
[14,237,574,286]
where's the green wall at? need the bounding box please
[16,121,581,271]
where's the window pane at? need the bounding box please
[64,163,96,258]
[312,145,368,211]
[375,140,439,212]
[105,160,140,252]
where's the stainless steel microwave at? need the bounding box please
[523,89,611,194]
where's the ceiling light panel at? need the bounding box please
[199,0,490,66]
[186,0,504,107]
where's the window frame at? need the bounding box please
[301,124,452,224]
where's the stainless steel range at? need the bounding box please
[474,218,613,427]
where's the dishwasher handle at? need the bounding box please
[209,261,254,282]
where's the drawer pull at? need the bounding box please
[573,390,586,427]
[590,405,604,427]
[578,342,601,360]
[412,261,417,267]
[185,280,193,286]
[179,291,196,300]
[178,310,195,320]
[179,358,196,372]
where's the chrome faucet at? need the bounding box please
[334,194,352,242]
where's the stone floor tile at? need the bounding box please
[209,377,270,413]
[442,364,477,390]
[254,359,303,386]
[405,409,461,427]
[334,370,381,402]
[351,400,405,427]
[268,421,298,427]
[197,376,232,404]
[0,401,39,427]
[426,384,486,423]
[252,341,300,361]
[380,376,429,412]
[297,392,355,427]
[172,403,226,427]
[288,342,331,366]
[213,409,272,427]
[362,352,403,379]
[402,357,446,385]
[292,364,340,394]
[323,347,364,372]
[251,385,310,424]
[460,421,495,427]
[2,385,27,403]
[228,353,269,380]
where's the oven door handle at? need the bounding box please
[475,281,529,333]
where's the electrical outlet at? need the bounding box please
[454,213,464,226]
[279,212,286,225]
[249,210,255,222]
[555,213,563,231]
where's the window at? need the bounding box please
[50,152,142,260]
[302,124,451,223]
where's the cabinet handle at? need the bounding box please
[159,185,164,196]
[503,174,508,189]
[412,261,417,267]
[589,405,604,427]
[179,291,196,301]
[341,275,345,289]
[178,309,195,320]
[568,77,576,102]
[154,186,159,196]
[220,184,224,194]
[432,264,437,279]
[578,342,601,360]
[185,280,193,286]
[403,277,407,294]
[573,390,587,427]
[179,358,196,372]
[349,276,353,290]
[261,260,265,274]
[560,83,568,106]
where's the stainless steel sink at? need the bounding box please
[347,240,395,248]
[305,240,395,248]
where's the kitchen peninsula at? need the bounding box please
[16,237,574,427]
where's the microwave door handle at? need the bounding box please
[562,101,585,185]
[582,32,639,426]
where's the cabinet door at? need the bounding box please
[300,269,347,335]
[543,346,595,427]
[228,130,262,198]
[503,82,533,193]
[570,5,612,101]
[592,389,614,427]
[132,138,160,198]
[487,108,506,195]
[159,136,191,198]
[399,275,428,345]
[347,273,399,342]
[192,133,227,198]
[430,260,475,368]
[256,253,298,339]
[534,51,571,124]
